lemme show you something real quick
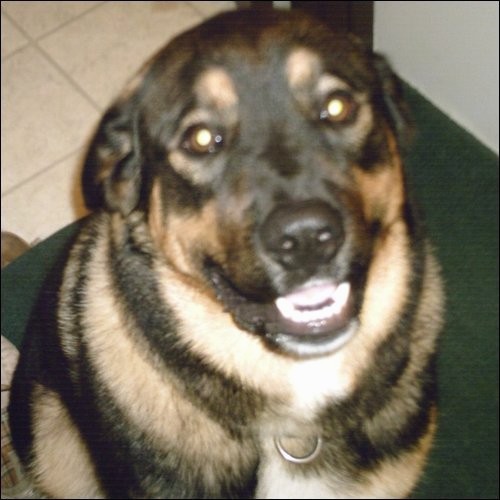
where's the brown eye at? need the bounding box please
[182,125,223,155]
[320,91,357,124]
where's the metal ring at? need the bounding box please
[274,435,322,464]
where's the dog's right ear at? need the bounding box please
[372,54,414,151]
[82,97,143,215]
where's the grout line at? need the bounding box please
[1,3,105,112]
[1,8,31,62]
[35,1,107,43]
[34,0,108,112]
[1,43,30,62]
[1,1,106,45]
[34,43,103,112]
[1,146,85,198]
[1,2,107,201]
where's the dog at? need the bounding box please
[9,9,444,499]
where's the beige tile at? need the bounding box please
[1,150,89,243]
[1,1,102,39]
[1,45,99,194]
[40,1,204,109]
[1,12,29,58]
[187,1,236,18]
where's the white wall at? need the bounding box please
[374,1,499,154]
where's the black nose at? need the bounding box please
[259,200,344,270]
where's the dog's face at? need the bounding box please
[83,10,412,358]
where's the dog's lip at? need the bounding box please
[205,261,356,354]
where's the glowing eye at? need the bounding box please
[194,128,213,148]
[182,125,223,155]
[321,92,357,123]
[327,98,345,118]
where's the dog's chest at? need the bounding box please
[253,418,333,499]
[255,446,338,499]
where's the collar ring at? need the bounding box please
[274,435,322,464]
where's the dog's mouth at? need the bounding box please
[205,262,358,358]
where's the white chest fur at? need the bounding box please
[255,446,339,499]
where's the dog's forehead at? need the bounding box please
[182,14,372,104]
[190,49,361,122]
[192,48,324,112]
[139,11,375,130]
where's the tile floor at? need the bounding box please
[1,1,236,244]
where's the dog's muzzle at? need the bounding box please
[206,199,358,358]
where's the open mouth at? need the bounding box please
[205,262,357,357]
[275,281,351,330]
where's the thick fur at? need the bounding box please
[9,9,444,499]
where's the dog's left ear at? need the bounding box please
[82,97,143,215]
[373,54,414,150]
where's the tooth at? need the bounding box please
[275,282,351,324]
[275,297,295,320]
[333,282,350,310]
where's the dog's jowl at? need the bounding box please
[9,9,444,499]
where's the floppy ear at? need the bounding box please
[373,54,414,150]
[82,98,143,215]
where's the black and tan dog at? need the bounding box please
[9,9,444,499]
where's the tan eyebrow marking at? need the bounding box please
[195,67,238,110]
[286,48,321,90]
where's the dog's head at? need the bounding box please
[82,9,414,358]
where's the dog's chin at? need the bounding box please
[205,262,359,358]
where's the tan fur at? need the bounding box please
[356,406,438,499]
[155,260,292,398]
[30,384,103,499]
[414,246,446,340]
[59,246,86,364]
[165,201,224,282]
[147,180,165,251]
[195,67,238,111]
[354,132,405,224]
[286,48,320,90]
[155,218,409,415]
[77,229,255,488]
[341,218,411,381]
[149,179,213,282]
[166,149,213,184]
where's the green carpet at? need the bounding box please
[404,86,499,499]
[2,86,498,498]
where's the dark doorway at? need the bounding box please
[236,1,374,47]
